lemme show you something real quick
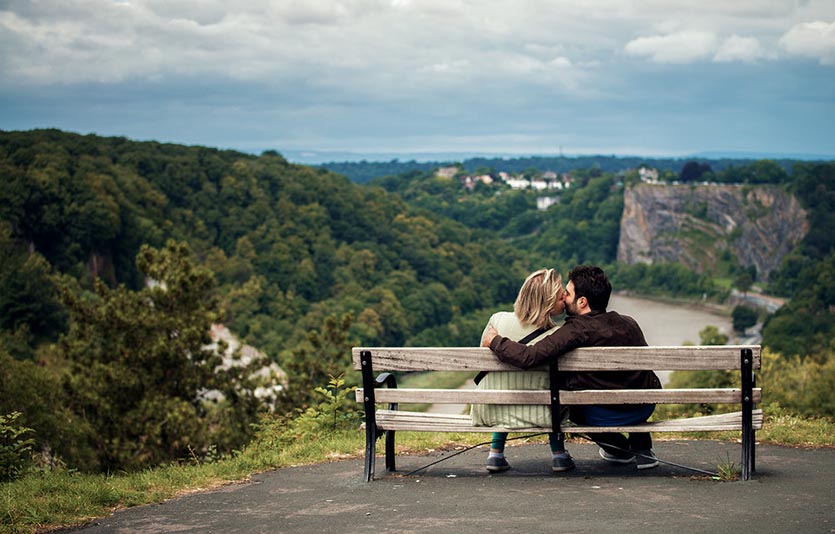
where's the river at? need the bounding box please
[609,294,732,384]
[609,294,732,347]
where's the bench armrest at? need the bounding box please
[374,372,398,389]
[374,372,398,411]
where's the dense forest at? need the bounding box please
[0,129,539,472]
[1,129,834,475]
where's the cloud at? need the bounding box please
[2,1,835,157]
[714,35,768,63]
[779,21,835,65]
[624,31,718,63]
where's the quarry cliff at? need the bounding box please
[617,184,808,280]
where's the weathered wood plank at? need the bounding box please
[371,409,763,433]
[356,388,762,405]
[352,345,761,372]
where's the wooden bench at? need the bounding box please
[353,345,762,482]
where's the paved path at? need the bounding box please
[71,440,834,534]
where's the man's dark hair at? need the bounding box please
[568,265,611,312]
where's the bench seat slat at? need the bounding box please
[352,345,761,372]
[370,409,764,433]
[357,387,762,405]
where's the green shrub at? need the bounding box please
[732,305,758,333]
[759,350,835,418]
[251,374,362,452]
[0,411,35,482]
[660,349,835,419]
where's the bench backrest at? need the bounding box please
[351,345,762,372]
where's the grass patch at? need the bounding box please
[715,452,741,481]
[713,277,733,290]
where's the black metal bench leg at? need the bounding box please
[751,371,757,475]
[364,423,377,482]
[742,422,751,481]
[360,350,378,482]
[385,430,396,472]
[741,348,754,481]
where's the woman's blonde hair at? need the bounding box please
[514,268,563,328]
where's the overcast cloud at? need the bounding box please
[1,0,834,160]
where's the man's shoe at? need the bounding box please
[552,454,576,472]
[486,456,510,472]
[598,447,635,464]
[634,449,659,470]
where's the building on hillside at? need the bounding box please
[561,173,574,188]
[537,196,560,210]
[462,173,494,191]
[436,166,459,179]
[531,178,548,191]
[639,166,660,183]
[505,177,531,189]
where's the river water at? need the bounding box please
[609,294,732,384]
[608,294,732,347]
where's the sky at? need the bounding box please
[2,0,835,163]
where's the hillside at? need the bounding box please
[0,129,533,349]
[0,129,539,471]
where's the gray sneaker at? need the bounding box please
[598,447,635,464]
[552,453,576,472]
[634,449,659,470]
[486,456,510,472]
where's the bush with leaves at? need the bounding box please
[661,347,835,420]
[0,411,35,482]
[758,349,835,418]
[251,374,361,453]
[279,314,358,411]
[732,305,758,333]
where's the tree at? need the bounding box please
[58,240,267,471]
[0,223,65,345]
[279,313,357,411]
[735,271,754,294]
[699,325,729,346]
[732,305,758,333]
[679,161,712,183]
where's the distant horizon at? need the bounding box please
[5,127,834,167]
[282,148,835,166]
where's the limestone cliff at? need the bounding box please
[617,184,808,280]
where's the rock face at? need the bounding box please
[617,184,808,280]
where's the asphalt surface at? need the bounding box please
[69,439,834,534]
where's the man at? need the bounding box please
[481,265,661,469]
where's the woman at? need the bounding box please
[470,268,574,472]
